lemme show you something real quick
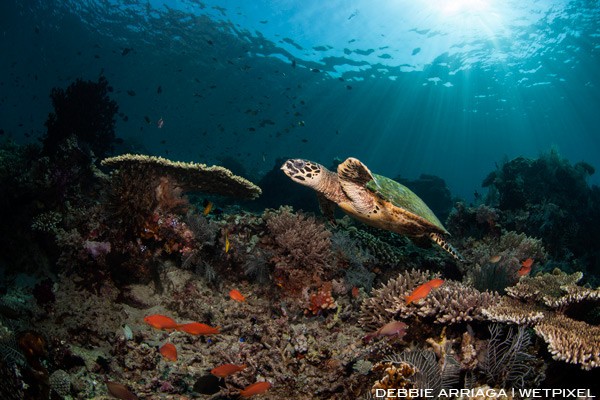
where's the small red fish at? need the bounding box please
[144,314,179,330]
[175,322,220,335]
[210,363,247,378]
[229,289,246,302]
[518,258,534,276]
[363,321,408,343]
[351,286,360,298]
[159,342,177,362]
[427,278,445,289]
[106,381,138,400]
[239,381,272,397]
[405,279,445,305]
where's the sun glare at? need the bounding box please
[440,0,490,16]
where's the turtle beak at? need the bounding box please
[281,159,302,176]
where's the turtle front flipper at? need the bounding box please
[337,157,378,215]
[429,232,465,261]
[317,193,337,225]
[337,157,375,187]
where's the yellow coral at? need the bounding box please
[371,361,415,400]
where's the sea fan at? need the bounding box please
[384,349,460,395]
[0,319,26,367]
[480,323,534,389]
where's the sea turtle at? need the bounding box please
[281,157,463,260]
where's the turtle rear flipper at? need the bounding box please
[429,232,465,261]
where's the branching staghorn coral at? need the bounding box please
[359,269,498,330]
[482,269,600,370]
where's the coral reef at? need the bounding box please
[461,231,547,293]
[360,269,498,330]
[262,206,335,294]
[534,314,600,371]
[370,361,415,398]
[482,270,600,370]
[480,324,535,389]
[4,104,600,400]
[101,153,261,199]
[481,150,600,276]
[382,349,460,395]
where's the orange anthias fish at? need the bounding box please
[144,314,179,330]
[405,279,445,305]
[210,363,247,378]
[175,322,220,335]
[159,342,177,362]
[239,381,272,398]
[203,201,213,216]
[427,278,444,289]
[518,258,534,276]
[229,289,246,302]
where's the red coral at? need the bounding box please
[305,282,338,316]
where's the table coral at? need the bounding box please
[101,153,261,199]
[482,269,600,370]
[534,314,600,370]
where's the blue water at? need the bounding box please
[1,0,599,199]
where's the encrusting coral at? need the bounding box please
[482,269,600,370]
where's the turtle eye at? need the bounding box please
[293,160,306,169]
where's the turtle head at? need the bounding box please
[281,159,325,189]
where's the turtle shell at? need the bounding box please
[366,174,448,234]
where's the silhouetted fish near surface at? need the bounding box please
[127,90,136,96]
[121,47,133,56]
[157,85,162,94]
